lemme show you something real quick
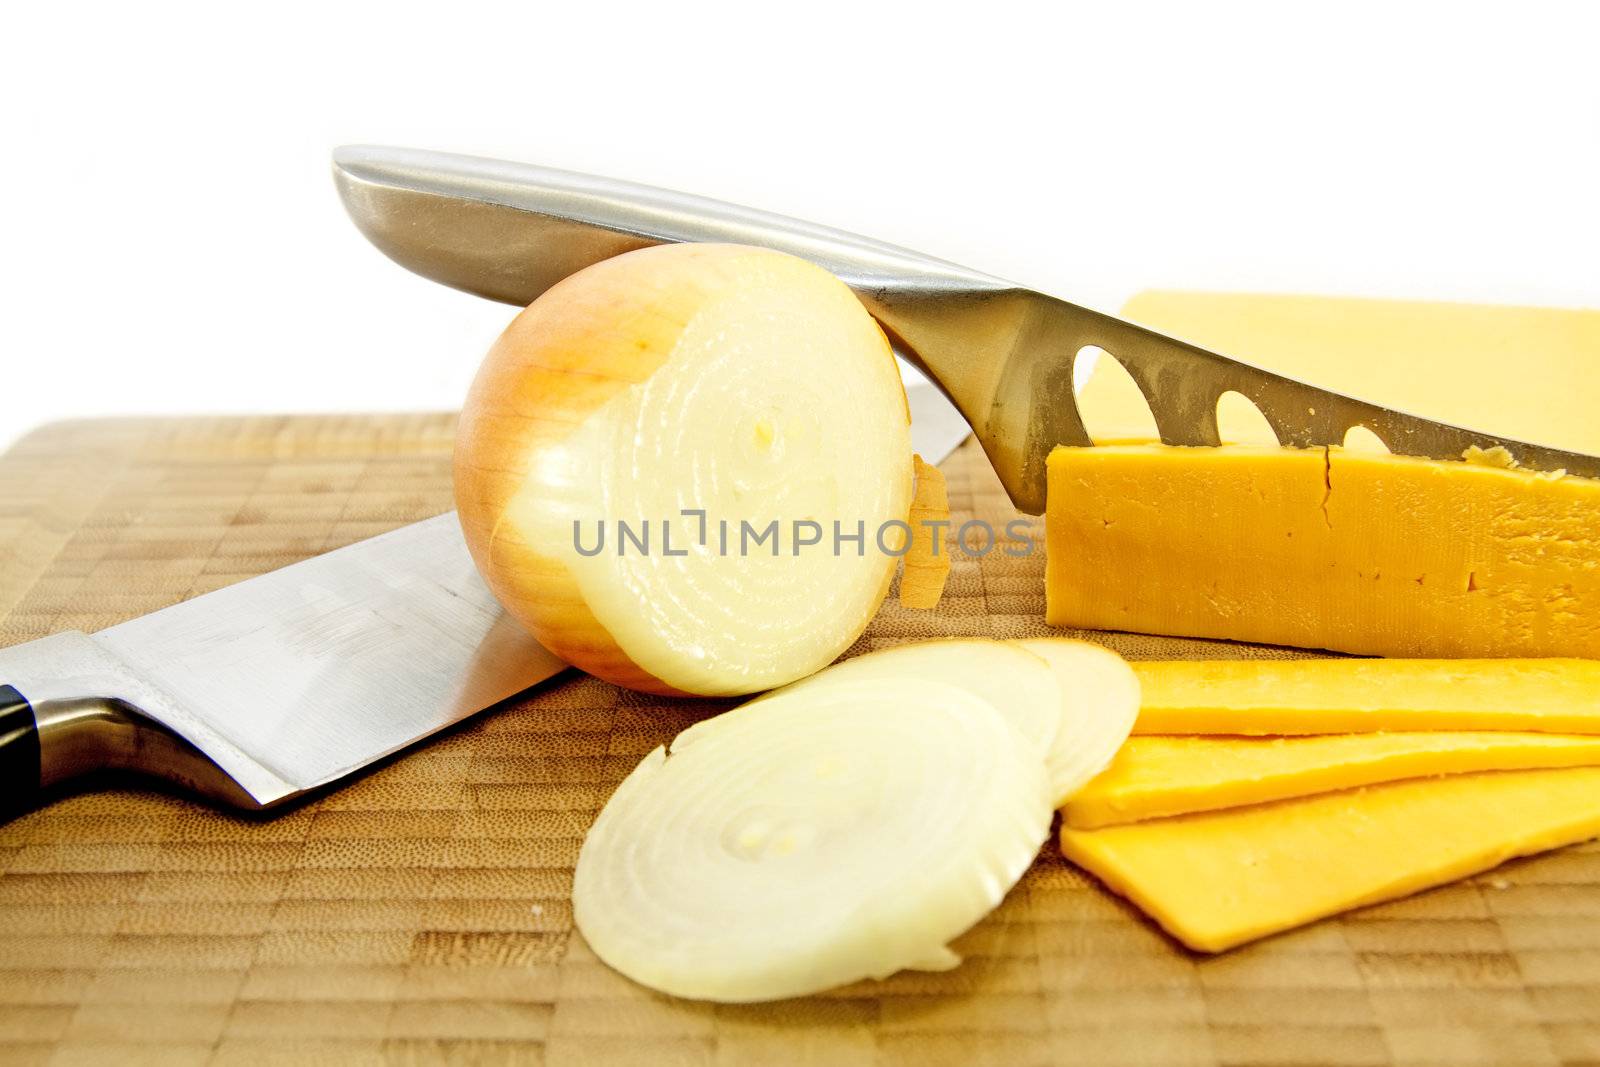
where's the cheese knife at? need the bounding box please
[332,144,1600,514]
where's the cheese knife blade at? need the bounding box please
[332,145,1600,513]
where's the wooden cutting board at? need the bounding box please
[1,414,1596,1066]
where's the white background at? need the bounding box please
[3,2,1596,453]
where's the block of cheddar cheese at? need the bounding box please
[1045,445,1600,659]
[1060,766,1600,952]
[1063,731,1600,829]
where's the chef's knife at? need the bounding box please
[0,515,567,816]
[332,145,1600,514]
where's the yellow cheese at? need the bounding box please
[1044,445,1600,659]
[1077,292,1600,454]
[1060,767,1600,953]
[1064,732,1600,829]
[1132,658,1600,735]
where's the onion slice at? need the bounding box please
[573,677,1052,1002]
[1012,638,1141,804]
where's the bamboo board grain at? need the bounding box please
[0,413,1596,1067]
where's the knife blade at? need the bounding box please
[331,145,1600,513]
[0,514,564,815]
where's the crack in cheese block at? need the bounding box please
[1077,292,1600,455]
[1045,445,1600,659]
[1131,658,1600,735]
[1063,732,1600,829]
[1060,766,1600,953]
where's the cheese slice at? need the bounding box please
[1045,445,1600,659]
[1064,732,1600,829]
[1077,292,1600,454]
[1060,767,1600,953]
[1132,658,1600,736]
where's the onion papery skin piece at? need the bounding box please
[454,243,913,696]
[573,677,1053,1002]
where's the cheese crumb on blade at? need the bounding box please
[1060,767,1600,953]
[1132,658,1600,736]
[1045,446,1600,659]
[1064,731,1600,828]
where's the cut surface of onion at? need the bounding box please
[760,639,1061,761]
[573,677,1052,1002]
[1013,638,1141,804]
[455,244,913,696]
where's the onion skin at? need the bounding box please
[454,243,909,695]
[900,456,951,609]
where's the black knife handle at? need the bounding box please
[0,685,41,819]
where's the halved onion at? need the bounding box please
[455,244,913,696]
[1013,638,1141,803]
[758,638,1061,761]
[573,676,1052,1002]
